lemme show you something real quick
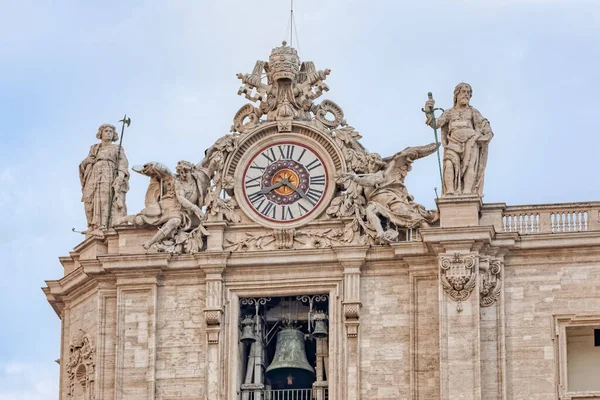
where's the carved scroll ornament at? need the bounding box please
[480,258,503,307]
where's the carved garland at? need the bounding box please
[66,329,95,399]
[224,228,347,251]
[439,253,477,311]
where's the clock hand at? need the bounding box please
[282,179,310,201]
[259,180,285,194]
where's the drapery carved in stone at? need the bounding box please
[79,123,130,237]
[66,329,95,399]
[480,258,503,307]
[439,253,477,310]
[424,83,493,197]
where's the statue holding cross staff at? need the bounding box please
[423,83,494,197]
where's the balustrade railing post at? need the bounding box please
[539,211,551,233]
[589,207,600,231]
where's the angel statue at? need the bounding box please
[116,160,212,253]
[339,143,440,242]
[79,123,129,236]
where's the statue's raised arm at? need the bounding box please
[342,143,439,242]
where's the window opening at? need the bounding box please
[239,295,329,399]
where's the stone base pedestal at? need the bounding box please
[437,195,482,228]
[204,221,228,251]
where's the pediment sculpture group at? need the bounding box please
[79,45,493,253]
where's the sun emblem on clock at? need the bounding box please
[261,160,309,204]
[240,141,329,226]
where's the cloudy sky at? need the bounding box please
[1,0,599,398]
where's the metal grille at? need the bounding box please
[242,388,328,400]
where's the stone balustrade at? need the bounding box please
[497,202,600,234]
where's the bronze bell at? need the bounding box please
[312,314,328,339]
[240,316,256,344]
[266,327,315,388]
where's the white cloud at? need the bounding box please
[0,362,58,400]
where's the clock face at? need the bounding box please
[241,141,328,224]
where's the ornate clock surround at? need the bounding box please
[229,122,344,229]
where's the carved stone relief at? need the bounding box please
[329,134,440,244]
[439,253,477,311]
[234,41,334,133]
[85,43,443,254]
[224,227,346,251]
[66,329,95,399]
[480,258,503,307]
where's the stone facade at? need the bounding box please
[44,42,600,400]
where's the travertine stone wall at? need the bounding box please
[61,275,208,400]
[63,288,99,397]
[480,299,505,400]
[98,288,117,399]
[504,252,600,400]
[47,224,600,400]
[359,268,411,399]
[410,271,440,399]
[115,281,157,399]
[155,275,206,399]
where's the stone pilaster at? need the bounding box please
[198,253,228,400]
[438,249,482,400]
[404,256,440,399]
[334,246,368,400]
[479,256,507,400]
[96,280,117,400]
[114,270,160,400]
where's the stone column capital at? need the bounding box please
[333,245,369,270]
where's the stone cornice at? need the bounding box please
[98,253,171,271]
[389,241,429,257]
[420,226,495,245]
[333,245,370,269]
[227,247,339,267]
[514,230,600,250]
[506,244,600,266]
[72,235,104,253]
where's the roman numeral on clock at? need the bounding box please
[296,148,307,162]
[305,158,322,172]
[277,144,296,160]
[306,188,323,206]
[245,175,261,189]
[249,162,265,172]
[298,203,309,216]
[261,148,276,163]
[260,201,277,219]
[310,174,325,186]
[281,205,294,220]
[248,191,265,210]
